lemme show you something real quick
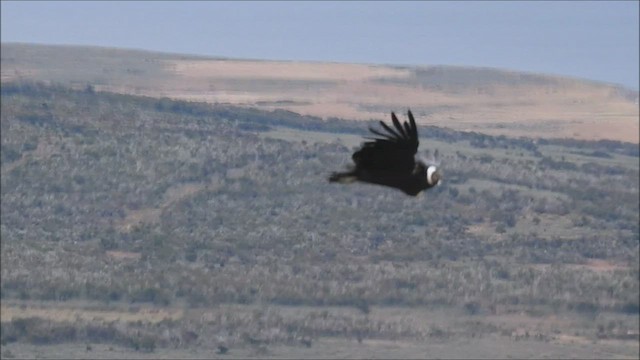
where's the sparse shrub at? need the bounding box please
[464,301,482,315]
[354,299,371,315]
[140,335,156,352]
[0,80,638,349]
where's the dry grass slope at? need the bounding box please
[2,42,638,142]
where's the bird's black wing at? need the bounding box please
[353,110,419,173]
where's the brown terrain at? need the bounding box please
[2,42,638,142]
[1,43,639,359]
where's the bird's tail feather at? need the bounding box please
[328,171,357,184]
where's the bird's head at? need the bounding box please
[421,149,442,187]
[426,165,442,187]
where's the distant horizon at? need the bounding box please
[4,40,638,93]
[2,1,638,90]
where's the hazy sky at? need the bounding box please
[2,1,638,89]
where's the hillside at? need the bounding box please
[0,82,638,358]
[2,42,638,143]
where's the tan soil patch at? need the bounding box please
[581,259,631,272]
[1,139,61,173]
[167,60,413,81]
[0,66,37,82]
[532,260,631,273]
[105,251,142,261]
[554,333,592,345]
[117,181,220,232]
[118,208,162,232]
[0,304,183,324]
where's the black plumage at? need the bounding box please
[329,110,441,196]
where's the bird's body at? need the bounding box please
[329,110,441,196]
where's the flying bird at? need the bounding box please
[329,110,441,196]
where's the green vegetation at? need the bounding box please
[1,81,638,353]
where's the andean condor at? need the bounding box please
[329,110,441,196]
